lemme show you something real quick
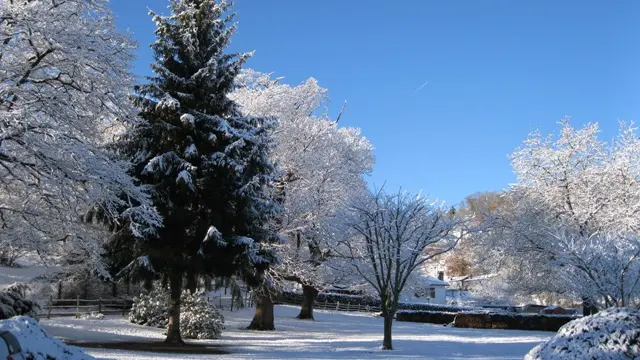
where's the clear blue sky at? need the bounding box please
[110,0,640,206]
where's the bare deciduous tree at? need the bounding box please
[334,189,463,350]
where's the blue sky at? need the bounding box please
[110,0,640,205]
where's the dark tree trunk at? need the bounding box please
[297,285,319,320]
[248,292,275,330]
[111,282,118,298]
[144,276,153,291]
[57,281,62,300]
[382,313,394,350]
[186,271,197,294]
[82,279,89,299]
[165,273,184,344]
[582,297,598,316]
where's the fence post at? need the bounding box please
[324,299,328,310]
[219,296,222,308]
[98,298,102,314]
[75,295,80,319]
[336,301,340,311]
[230,293,234,312]
[47,295,53,319]
[357,303,361,312]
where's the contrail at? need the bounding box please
[414,80,430,92]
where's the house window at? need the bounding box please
[429,287,436,298]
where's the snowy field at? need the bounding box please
[41,305,551,360]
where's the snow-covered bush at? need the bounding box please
[129,288,224,339]
[80,312,105,320]
[0,289,39,320]
[525,307,640,360]
[0,316,93,360]
[180,291,225,339]
[129,287,168,328]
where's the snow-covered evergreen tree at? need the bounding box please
[117,0,278,343]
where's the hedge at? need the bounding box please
[396,310,456,325]
[453,311,578,331]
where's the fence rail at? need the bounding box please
[37,294,382,319]
[277,298,381,314]
[38,296,133,319]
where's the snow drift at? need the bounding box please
[0,316,93,359]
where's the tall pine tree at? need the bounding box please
[118,0,279,343]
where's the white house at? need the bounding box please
[402,273,449,305]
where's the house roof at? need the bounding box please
[448,273,497,283]
[421,275,449,286]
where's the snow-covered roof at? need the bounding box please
[449,274,497,283]
[421,275,449,286]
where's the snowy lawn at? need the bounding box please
[41,305,551,359]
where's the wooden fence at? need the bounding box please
[37,294,381,319]
[278,298,381,314]
[39,296,133,319]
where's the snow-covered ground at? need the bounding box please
[41,305,551,359]
[0,266,54,288]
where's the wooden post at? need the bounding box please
[75,295,80,318]
[336,301,340,311]
[98,298,102,314]
[324,299,328,310]
[47,295,53,319]
[230,293,234,312]
[219,296,222,308]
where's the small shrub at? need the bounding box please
[129,287,224,339]
[129,287,168,328]
[525,307,640,360]
[180,291,224,339]
[80,312,105,320]
[0,288,39,320]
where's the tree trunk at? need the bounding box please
[582,297,598,316]
[297,285,318,320]
[82,278,89,299]
[248,292,275,330]
[165,273,184,344]
[186,271,197,294]
[382,313,393,350]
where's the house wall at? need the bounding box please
[401,286,447,305]
[433,286,446,304]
